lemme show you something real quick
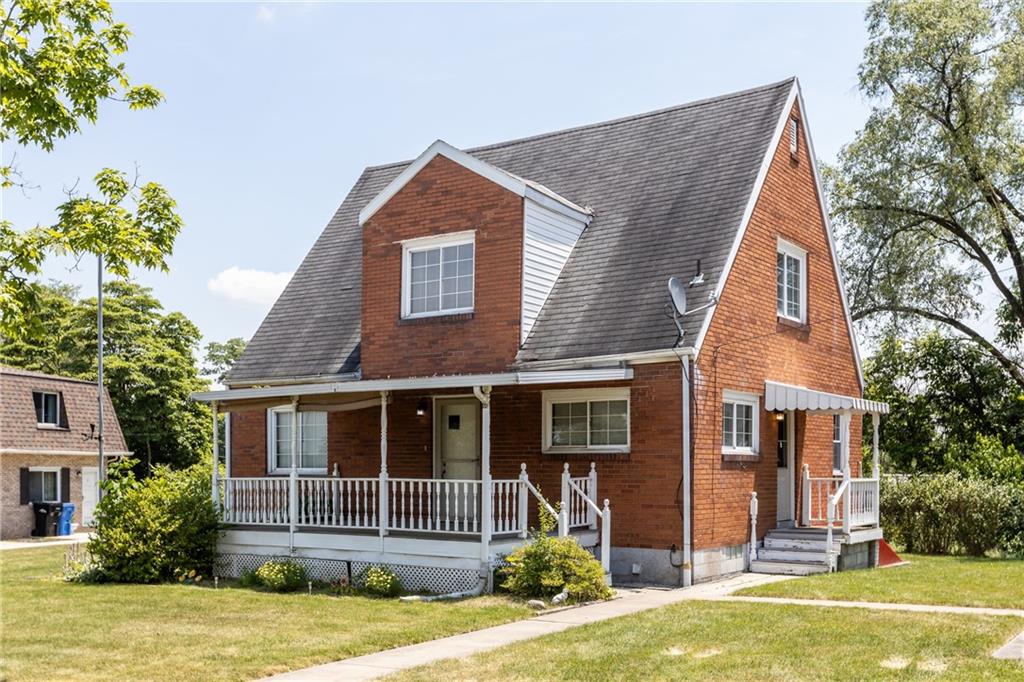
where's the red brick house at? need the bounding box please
[1,367,129,538]
[194,78,887,591]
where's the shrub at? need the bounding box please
[501,534,612,604]
[361,565,403,597]
[84,459,219,583]
[252,560,308,592]
[881,472,1024,556]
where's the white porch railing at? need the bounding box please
[387,478,482,534]
[297,477,379,529]
[801,472,844,526]
[222,477,289,525]
[848,478,880,528]
[562,463,598,530]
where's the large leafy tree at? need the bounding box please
[0,281,212,470]
[203,337,247,385]
[833,0,1024,388]
[1,0,181,338]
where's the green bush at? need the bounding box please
[881,472,1024,556]
[361,565,403,597]
[252,560,308,592]
[500,534,612,604]
[83,459,219,583]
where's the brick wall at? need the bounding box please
[360,155,524,379]
[1,454,95,539]
[227,363,685,550]
[692,101,863,552]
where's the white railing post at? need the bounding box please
[748,491,758,565]
[518,463,529,539]
[560,463,571,522]
[801,463,810,526]
[558,502,569,537]
[871,412,881,480]
[588,462,598,530]
[476,386,492,564]
[288,396,299,551]
[826,498,836,571]
[210,401,220,513]
[379,391,389,540]
[601,498,611,583]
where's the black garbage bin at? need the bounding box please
[31,501,62,537]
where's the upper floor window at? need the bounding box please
[542,388,630,453]
[722,390,759,455]
[776,238,807,323]
[33,391,60,427]
[832,414,843,472]
[267,407,328,474]
[401,232,475,318]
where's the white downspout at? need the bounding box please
[676,349,693,587]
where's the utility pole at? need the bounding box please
[97,254,105,500]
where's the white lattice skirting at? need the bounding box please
[216,553,484,594]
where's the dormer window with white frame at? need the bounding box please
[33,391,61,427]
[776,238,807,323]
[401,232,475,319]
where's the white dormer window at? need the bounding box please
[776,238,807,323]
[401,232,475,318]
[789,118,799,156]
[33,391,60,427]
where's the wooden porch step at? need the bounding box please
[757,547,829,563]
[749,559,829,576]
[764,536,840,552]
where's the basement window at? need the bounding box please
[542,388,630,453]
[722,390,759,456]
[401,232,475,319]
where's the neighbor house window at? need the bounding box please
[542,389,629,453]
[401,232,475,318]
[722,390,760,455]
[32,391,60,426]
[776,239,807,322]
[832,414,843,472]
[267,408,328,473]
[28,468,60,502]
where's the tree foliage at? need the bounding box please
[203,337,247,385]
[833,0,1024,388]
[0,281,212,470]
[0,0,181,338]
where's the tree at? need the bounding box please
[203,337,247,385]
[832,0,1024,389]
[1,0,181,338]
[0,281,212,470]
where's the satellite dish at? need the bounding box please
[668,276,687,315]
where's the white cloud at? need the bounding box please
[208,267,293,306]
[256,4,275,23]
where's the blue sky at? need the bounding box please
[7,1,873,348]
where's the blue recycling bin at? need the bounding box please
[58,503,75,536]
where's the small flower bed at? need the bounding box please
[240,560,308,592]
[360,565,403,597]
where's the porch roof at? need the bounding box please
[764,380,888,415]
[192,367,633,404]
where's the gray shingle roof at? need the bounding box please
[227,78,794,384]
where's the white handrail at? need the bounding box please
[568,475,612,579]
[826,479,849,571]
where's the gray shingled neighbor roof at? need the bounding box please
[227,78,795,385]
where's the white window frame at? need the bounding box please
[28,466,61,502]
[776,238,807,323]
[542,388,630,454]
[721,389,760,456]
[400,231,476,319]
[34,391,61,427]
[266,406,328,475]
[832,414,843,474]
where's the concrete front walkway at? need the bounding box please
[265,573,788,681]
[0,532,90,552]
[716,594,1024,618]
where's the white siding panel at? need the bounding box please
[522,200,588,343]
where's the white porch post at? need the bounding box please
[871,413,880,480]
[379,391,389,540]
[210,401,219,512]
[517,463,529,539]
[289,396,299,552]
[801,463,810,526]
[748,491,758,565]
[474,386,492,565]
[588,462,598,530]
[840,410,852,535]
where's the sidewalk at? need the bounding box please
[265,573,789,681]
[0,532,90,552]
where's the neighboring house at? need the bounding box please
[194,77,887,591]
[0,367,129,539]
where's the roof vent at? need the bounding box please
[789,118,799,157]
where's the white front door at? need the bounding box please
[776,412,794,525]
[81,467,99,527]
[435,399,480,522]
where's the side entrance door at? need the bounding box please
[434,399,481,526]
[81,467,99,527]
[776,412,795,526]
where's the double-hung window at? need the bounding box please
[28,468,60,502]
[542,389,630,453]
[832,414,843,472]
[401,232,475,318]
[776,239,807,323]
[33,391,60,427]
[267,407,328,474]
[722,390,759,456]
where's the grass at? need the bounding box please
[0,546,531,681]
[734,554,1024,609]
[392,600,1024,681]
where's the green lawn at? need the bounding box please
[393,600,1024,681]
[0,547,531,681]
[735,554,1024,609]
